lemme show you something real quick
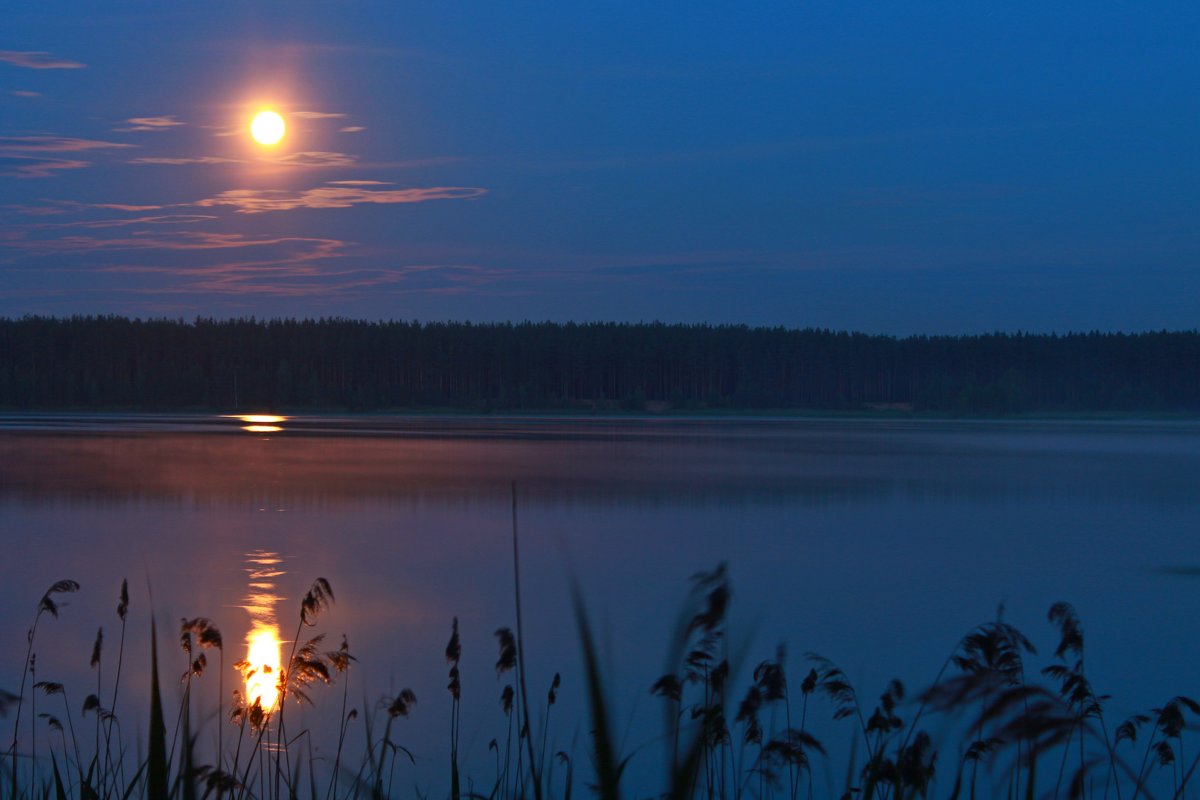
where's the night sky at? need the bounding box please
[2,2,1196,332]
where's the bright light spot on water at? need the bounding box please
[242,550,285,712]
[222,414,287,433]
[245,623,282,711]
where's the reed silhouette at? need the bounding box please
[2,560,1197,800]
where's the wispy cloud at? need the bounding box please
[194,184,485,213]
[10,90,41,98]
[302,154,463,170]
[273,150,357,168]
[43,214,218,230]
[292,111,345,119]
[326,180,391,186]
[116,115,185,132]
[7,205,65,216]
[15,230,345,256]
[1,156,89,178]
[130,156,243,165]
[88,233,366,298]
[123,262,499,299]
[340,126,365,133]
[0,50,85,69]
[13,200,164,214]
[0,136,134,178]
[0,136,133,153]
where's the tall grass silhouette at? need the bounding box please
[2,557,1197,800]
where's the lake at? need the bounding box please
[2,414,1198,796]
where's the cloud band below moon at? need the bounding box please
[194,184,486,213]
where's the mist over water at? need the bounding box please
[2,414,1198,793]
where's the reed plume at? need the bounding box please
[447,617,463,800]
[8,577,79,796]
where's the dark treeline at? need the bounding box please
[1,315,1198,413]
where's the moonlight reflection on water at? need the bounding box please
[240,550,284,711]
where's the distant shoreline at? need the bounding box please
[4,317,1199,415]
[2,406,1199,422]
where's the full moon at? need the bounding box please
[250,110,286,145]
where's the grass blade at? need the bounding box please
[51,751,68,800]
[147,615,169,799]
[119,760,148,800]
[570,581,622,800]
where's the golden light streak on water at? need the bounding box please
[242,550,285,712]
[221,414,288,433]
[244,623,282,710]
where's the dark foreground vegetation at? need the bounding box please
[3,565,1198,799]
[2,316,1199,414]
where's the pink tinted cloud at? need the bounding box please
[117,116,185,132]
[94,234,364,297]
[0,137,133,177]
[89,203,164,211]
[135,263,501,299]
[47,214,218,230]
[0,50,85,69]
[10,216,496,298]
[8,225,506,302]
[5,228,363,298]
[46,201,164,212]
[194,184,485,213]
[272,151,358,168]
[3,233,348,296]
[9,205,65,216]
[2,156,90,178]
[30,231,345,255]
[130,156,243,165]
[0,136,132,153]
[292,111,345,119]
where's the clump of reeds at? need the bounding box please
[495,628,518,800]
[5,578,80,797]
[447,616,463,800]
[6,556,1200,800]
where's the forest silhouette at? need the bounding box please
[1,316,1197,414]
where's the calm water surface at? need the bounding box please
[2,414,1198,792]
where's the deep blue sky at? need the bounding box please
[2,2,1196,332]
